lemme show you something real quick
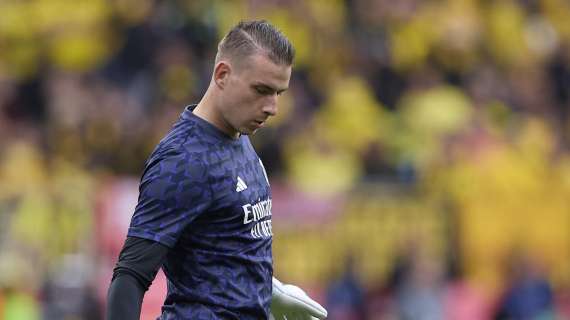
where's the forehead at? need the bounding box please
[238,53,292,88]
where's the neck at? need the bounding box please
[193,88,239,139]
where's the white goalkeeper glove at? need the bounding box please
[270,277,328,320]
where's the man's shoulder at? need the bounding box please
[143,123,211,177]
[153,117,212,159]
[140,144,210,193]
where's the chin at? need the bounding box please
[243,130,257,136]
[238,128,253,136]
[239,125,260,136]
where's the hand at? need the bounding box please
[270,277,327,320]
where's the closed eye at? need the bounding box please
[252,84,287,96]
[254,86,273,95]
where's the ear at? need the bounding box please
[213,61,231,89]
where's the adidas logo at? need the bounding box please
[236,176,248,192]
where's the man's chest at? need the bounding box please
[191,144,272,237]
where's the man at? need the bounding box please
[106,20,328,320]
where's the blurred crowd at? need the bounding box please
[1,0,569,319]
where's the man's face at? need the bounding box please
[219,53,292,136]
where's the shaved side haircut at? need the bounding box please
[216,20,295,66]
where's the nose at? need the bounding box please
[262,94,278,117]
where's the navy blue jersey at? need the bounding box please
[128,105,273,319]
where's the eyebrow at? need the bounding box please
[252,82,288,94]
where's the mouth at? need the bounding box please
[253,120,266,128]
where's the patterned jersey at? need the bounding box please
[128,105,273,319]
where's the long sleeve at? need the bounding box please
[106,236,169,320]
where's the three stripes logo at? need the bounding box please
[236,176,248,192]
